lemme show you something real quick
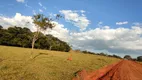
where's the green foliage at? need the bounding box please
[31,14,57,57]
[108,54,122,59]
[124,55,132,60]
[33,14,55,31]
[81,50,122,59]
[137,56,142,62]
[0,26,71,52]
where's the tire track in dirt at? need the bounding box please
[73,60,142,80]
[97,60,142,80]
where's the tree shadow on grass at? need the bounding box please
[33,52,49,59]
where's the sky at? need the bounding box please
[0,0,142,58]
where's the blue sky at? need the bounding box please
[1,0,142,29]
[0,0,142,58]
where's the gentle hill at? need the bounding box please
[0,46,120,80]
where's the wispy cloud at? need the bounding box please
[38,2,46,10]
[97,21,103,27]
[116,21,128,25]
[38,2,42,7]
[32,10,36,15]
[80,10,85,13]
[39,9,43,12]
[133,22,142,26]
[25,3,32,8]
[16,0,24,3]
[43,6,46,10]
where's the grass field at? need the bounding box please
[0,45,120,80]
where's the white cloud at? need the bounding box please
[98,22,103,25]
[1,13,142,57]
[32,10,36,15]
[116,21,128,25]
[103,26,110,29]
[46,21,70,42]
[0,13,36,31]
[81,14,85,16]
[60,10,90,31]
[16,0,24,3]
[48,13,57,18]
[25,3,32,8]
[38,2,46,10]
[43,6,46,10]
[97,21,103,28]
[80,10,85,13]
[70,25,142,57]
[39,9,43,12]
[38,2,42,7]
[0,13,69,42]
[133,22,142,26]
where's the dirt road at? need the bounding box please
[73,60,142,80]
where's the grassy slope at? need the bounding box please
[0,46,120,80]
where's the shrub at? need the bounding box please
[124,55,132,60]
[137,56,142,62]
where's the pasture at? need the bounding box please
[0,46,119,80]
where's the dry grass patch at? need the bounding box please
[0,45,120,80]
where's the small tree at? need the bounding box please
[0,25,2,30]
[31,14,59,58]
[124,55,132,60]
[137,56,142,62]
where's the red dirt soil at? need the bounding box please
[73,60,142,80]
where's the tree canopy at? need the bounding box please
[124,55,132,60]
[0,26,71,52]
[137,56,142,62]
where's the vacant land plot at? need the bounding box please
[0,46,119,80]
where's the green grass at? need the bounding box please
[0,45,120,80]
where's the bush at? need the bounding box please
[137,56,142,62]
[124,55,132,60]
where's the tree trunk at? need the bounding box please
[30,29,40,59]
[31,31,39,58]
[31,38,36,58]
[49,46,52,50]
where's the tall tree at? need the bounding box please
[31,14,56,58]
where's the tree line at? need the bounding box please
[124,55,142,62]
[81,50,142,62]
[0,26,71,52]
[81,50,122,59]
